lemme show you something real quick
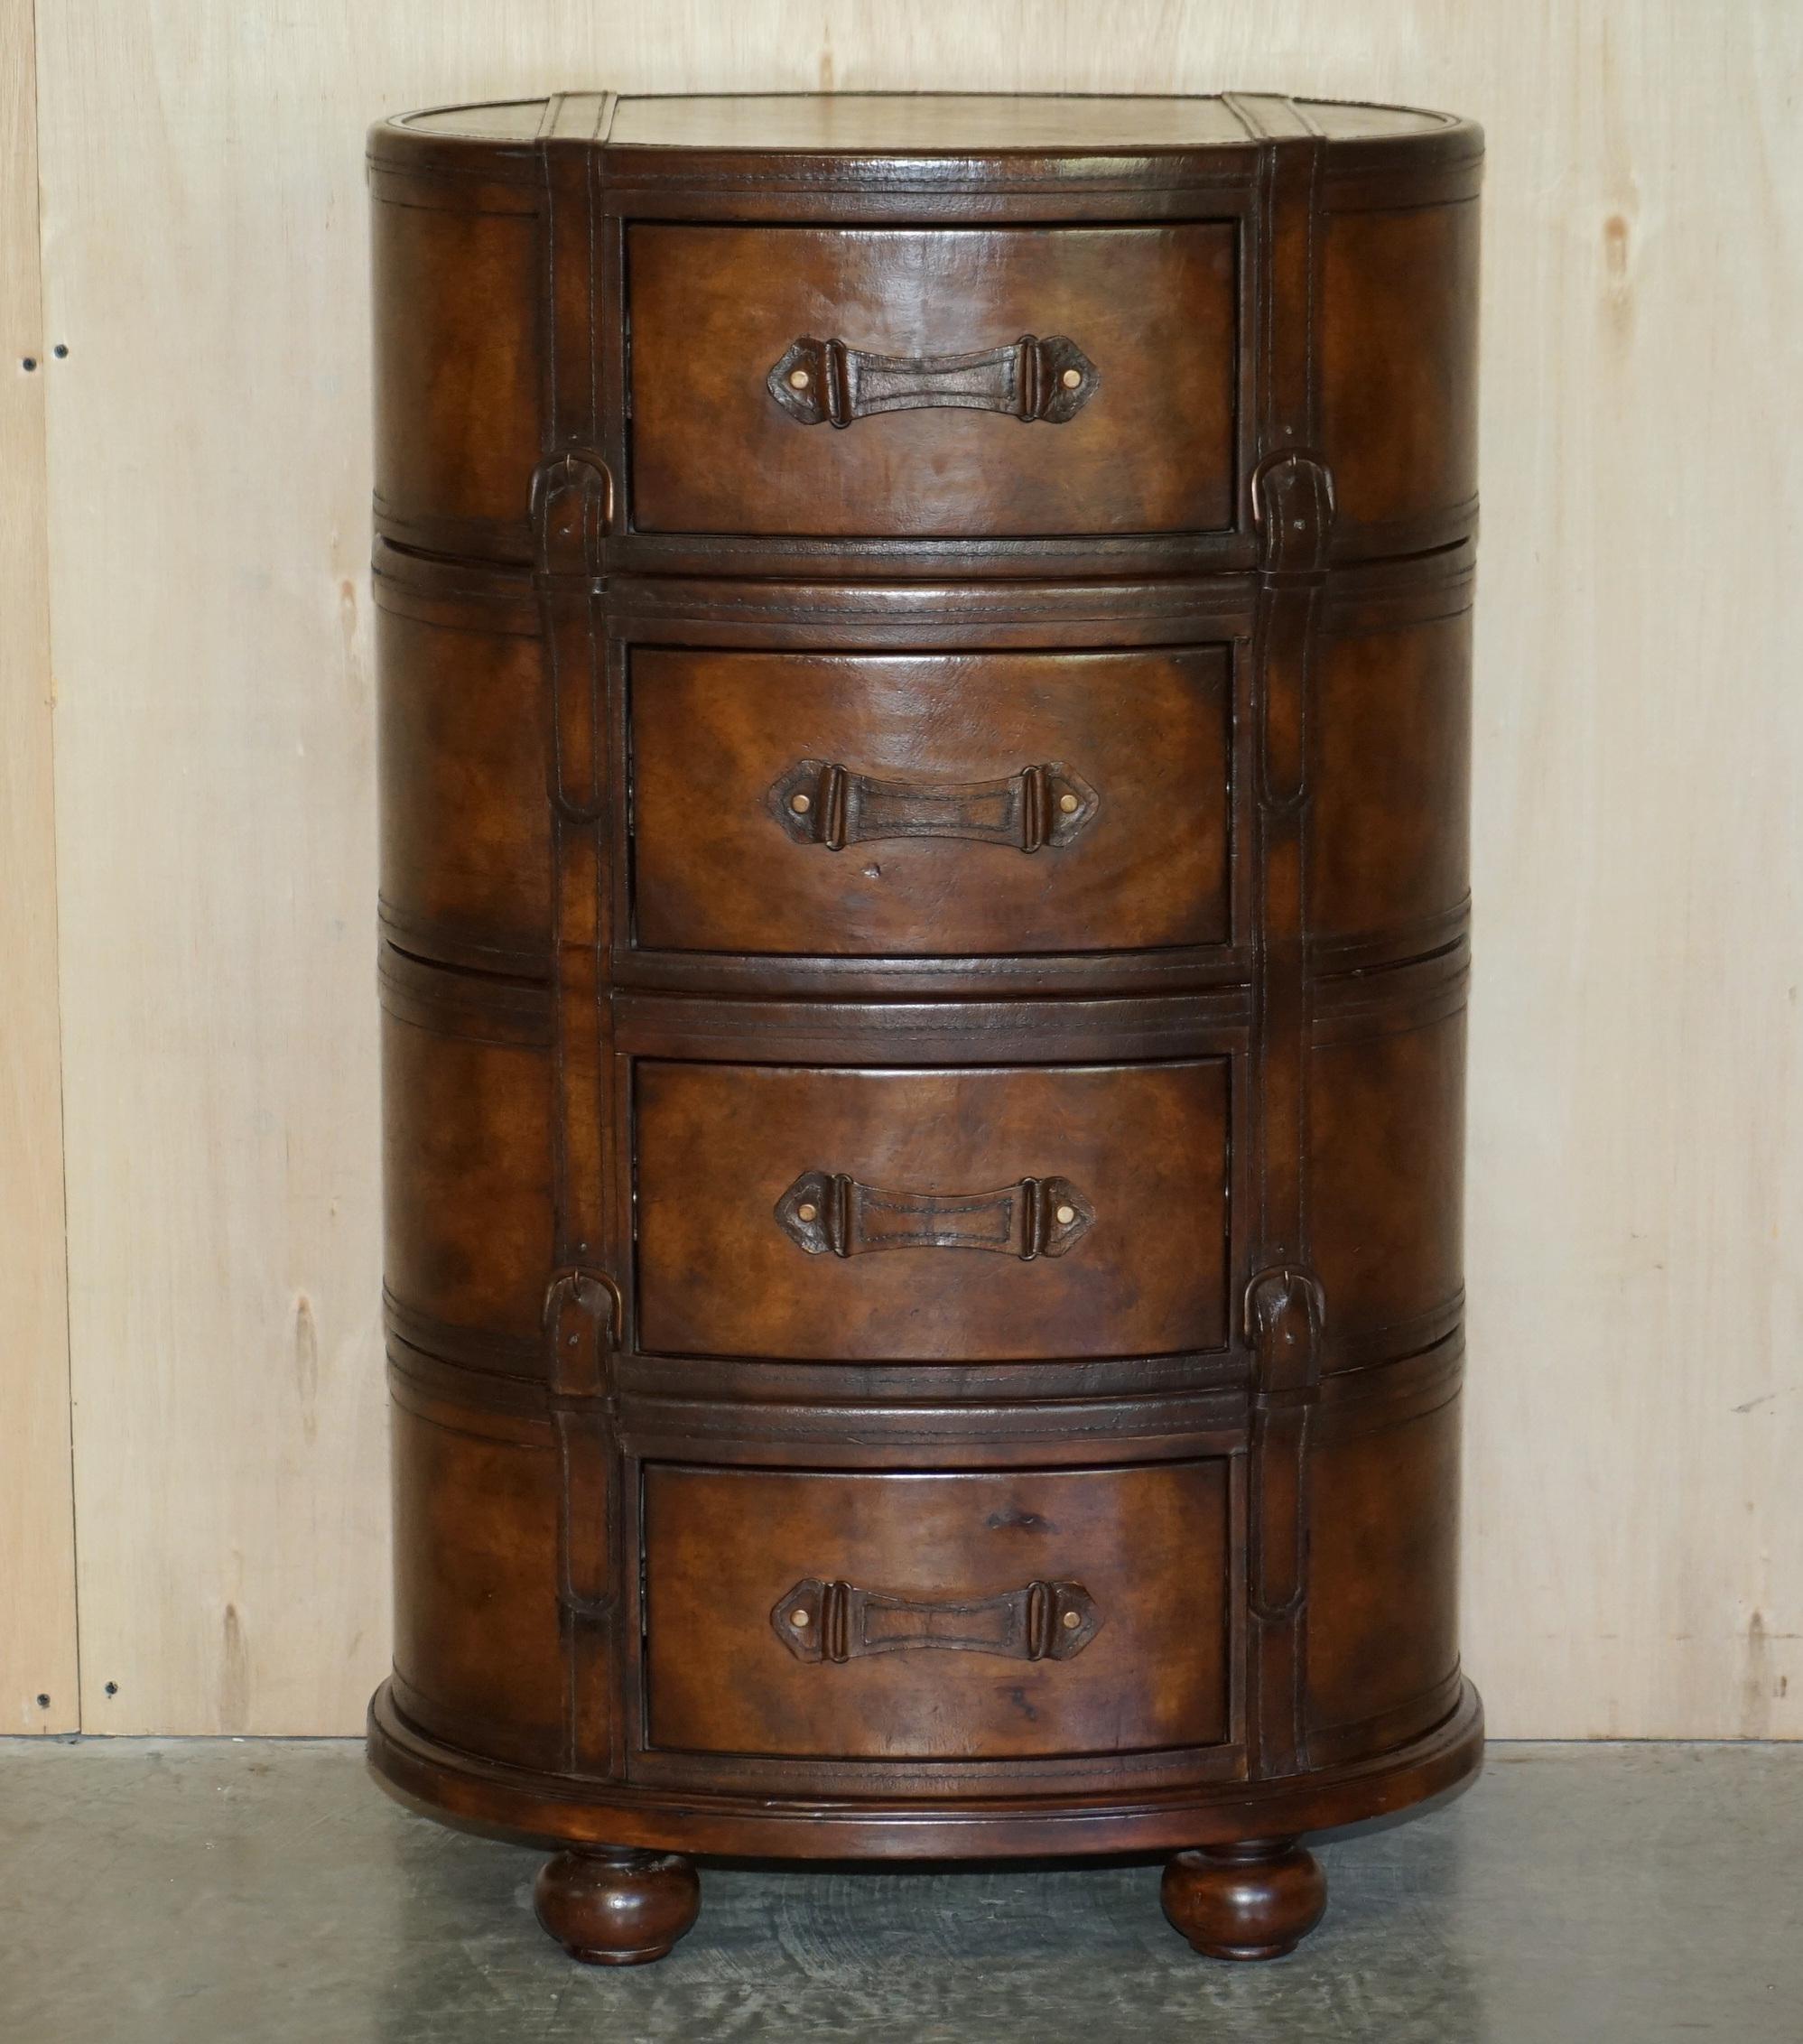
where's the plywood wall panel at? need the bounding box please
[1454,1,1803,1739]
[28,0,1801,1733]
[0,0,79,1736]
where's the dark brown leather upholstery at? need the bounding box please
[367,88,1483,1966]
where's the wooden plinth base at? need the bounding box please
[367,1678,1482,1863]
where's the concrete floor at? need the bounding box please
[0,1742,1794,2042]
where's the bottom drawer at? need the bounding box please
[641,1462,1231,1761]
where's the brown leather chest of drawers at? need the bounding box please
[367,88,1483,1968]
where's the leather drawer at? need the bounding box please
[632,1058,1230,1362]
[626,224,1236,538]
[629,646,1231,958]
[642,1462,1231,1760]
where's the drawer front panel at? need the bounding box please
[630,648,1231,958]
[626,225,1237,538]
[634,1061,1231,1361]
[643,1463,1231,1760]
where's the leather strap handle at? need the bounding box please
[773,1577,1102,1663]
[776,1172,1094,1260]
[768,758,1099,853]
[767,334,1098,427]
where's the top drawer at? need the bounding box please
[625,225,1237,540]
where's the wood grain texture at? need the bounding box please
[27,0,1802,1735]
[0,0,79,1736]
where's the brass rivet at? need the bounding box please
[1062,1609,1082,1630]
[1057,792,1079,813]
[1055,1203,1076,1226]
[1060,367,1083,388]
[790,1609,810,1627]
[796,1202,819,1223]
[790,792,813,813]
[789,367,812,389]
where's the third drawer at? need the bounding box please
[633,1056,1231,1363]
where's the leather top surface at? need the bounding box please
[392,92,1466,152]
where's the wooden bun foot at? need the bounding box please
[1161,1838,1327,1961]
[533,1847,701,1965]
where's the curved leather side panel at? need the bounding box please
[390,1395,564,1770]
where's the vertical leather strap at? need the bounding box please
[1228,93,1334,1779]
[545,1271,622,1712]
[533,91,622,1779]
[534,89,615,1268]
[536,92,615,455]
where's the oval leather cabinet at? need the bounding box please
[367,89,1483,1967]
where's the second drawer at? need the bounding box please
[633,1057,1231,1362]
[628,646,1232,959]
